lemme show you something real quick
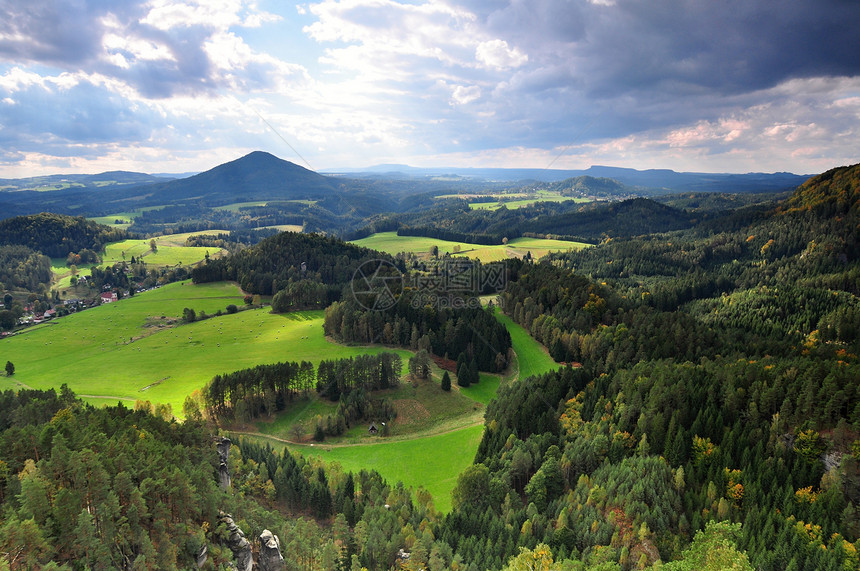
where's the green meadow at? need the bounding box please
[350,231,589,263]
[434,191,589,211]
[52,231,229,290]
[89,206,166,229]
[493,308,561,379]
[470,193,590,211]
[0,281,411,414]
[241,424,484,513]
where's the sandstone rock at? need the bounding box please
[218,511,253,571]
[216,437,232,490]
[258,529,285,571]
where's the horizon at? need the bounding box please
[0,150,822,181]
[2,1,859,179]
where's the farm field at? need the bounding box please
[435,191,590,211]
[51,231,230,290]
[0,281,411,414]
[470,194,590,211]
[89,206,166,229]
[350,231,589,262]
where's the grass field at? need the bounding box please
[434,190,589,211]
[237,303,560,513]
[254,371,484,443]
[51,231,230,290]
[255,224,303,233]
[470,193,590,211]
[89,206,166,229]
[241,424,484,513]
[493,308,561,379]
[5,276,558,514]
[0,282,411,414]
[350,232,589,263]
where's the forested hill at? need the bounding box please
[446,163,860,569]
[520,197,696,238]
[781,162,860,215]
[544,175,634,198]
[191,230,397,297]
[128,151,339,205]
[0,213,128,258]
[380,197,697,244]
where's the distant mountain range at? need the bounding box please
[0,171,171,193]
[327,164,810,193]
[0,151,813,223]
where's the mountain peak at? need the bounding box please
[141,151,337,204]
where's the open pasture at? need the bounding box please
[350,231,588,262]
[244,423,484,513]
[52,231,230,289]
[88,206,167,229]
[0,282,409,415]
[435,190,589,211]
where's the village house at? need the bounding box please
[100,292,118,304]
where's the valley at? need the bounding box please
[0,156,858,570]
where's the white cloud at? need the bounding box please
[451,84,481,105]
[140,0,279,30]
[475,39,527,70]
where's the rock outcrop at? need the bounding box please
[218,511,253,571]
[216,437,232,490]
[258,529,285,570]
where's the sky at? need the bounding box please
[1,0,859,178]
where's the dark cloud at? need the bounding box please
[437,0,860,152]
[0,0,258,98]
[467,0,860,95]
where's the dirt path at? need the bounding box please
[229,411,486,449]
[79,394,137,402]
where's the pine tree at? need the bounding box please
[441,371,451,391]
[457,362,471,387]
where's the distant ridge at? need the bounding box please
[0,171,166,192]
[328,164,809,193]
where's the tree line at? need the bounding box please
[0,213,128,258]
[324,289,511,374]
[191,230,401,297]
[204,353,401,425]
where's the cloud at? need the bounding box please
[475,39,527,70]
[1,0,859,176]
[0,0,291,98]
[450,84,481,105]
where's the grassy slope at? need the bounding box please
[241,425,484,514]
[350,232,588,263]
[52,231,229,289]
[493,308,561,379]
[0,282,411,414]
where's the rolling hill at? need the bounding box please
[781,162,860,214]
